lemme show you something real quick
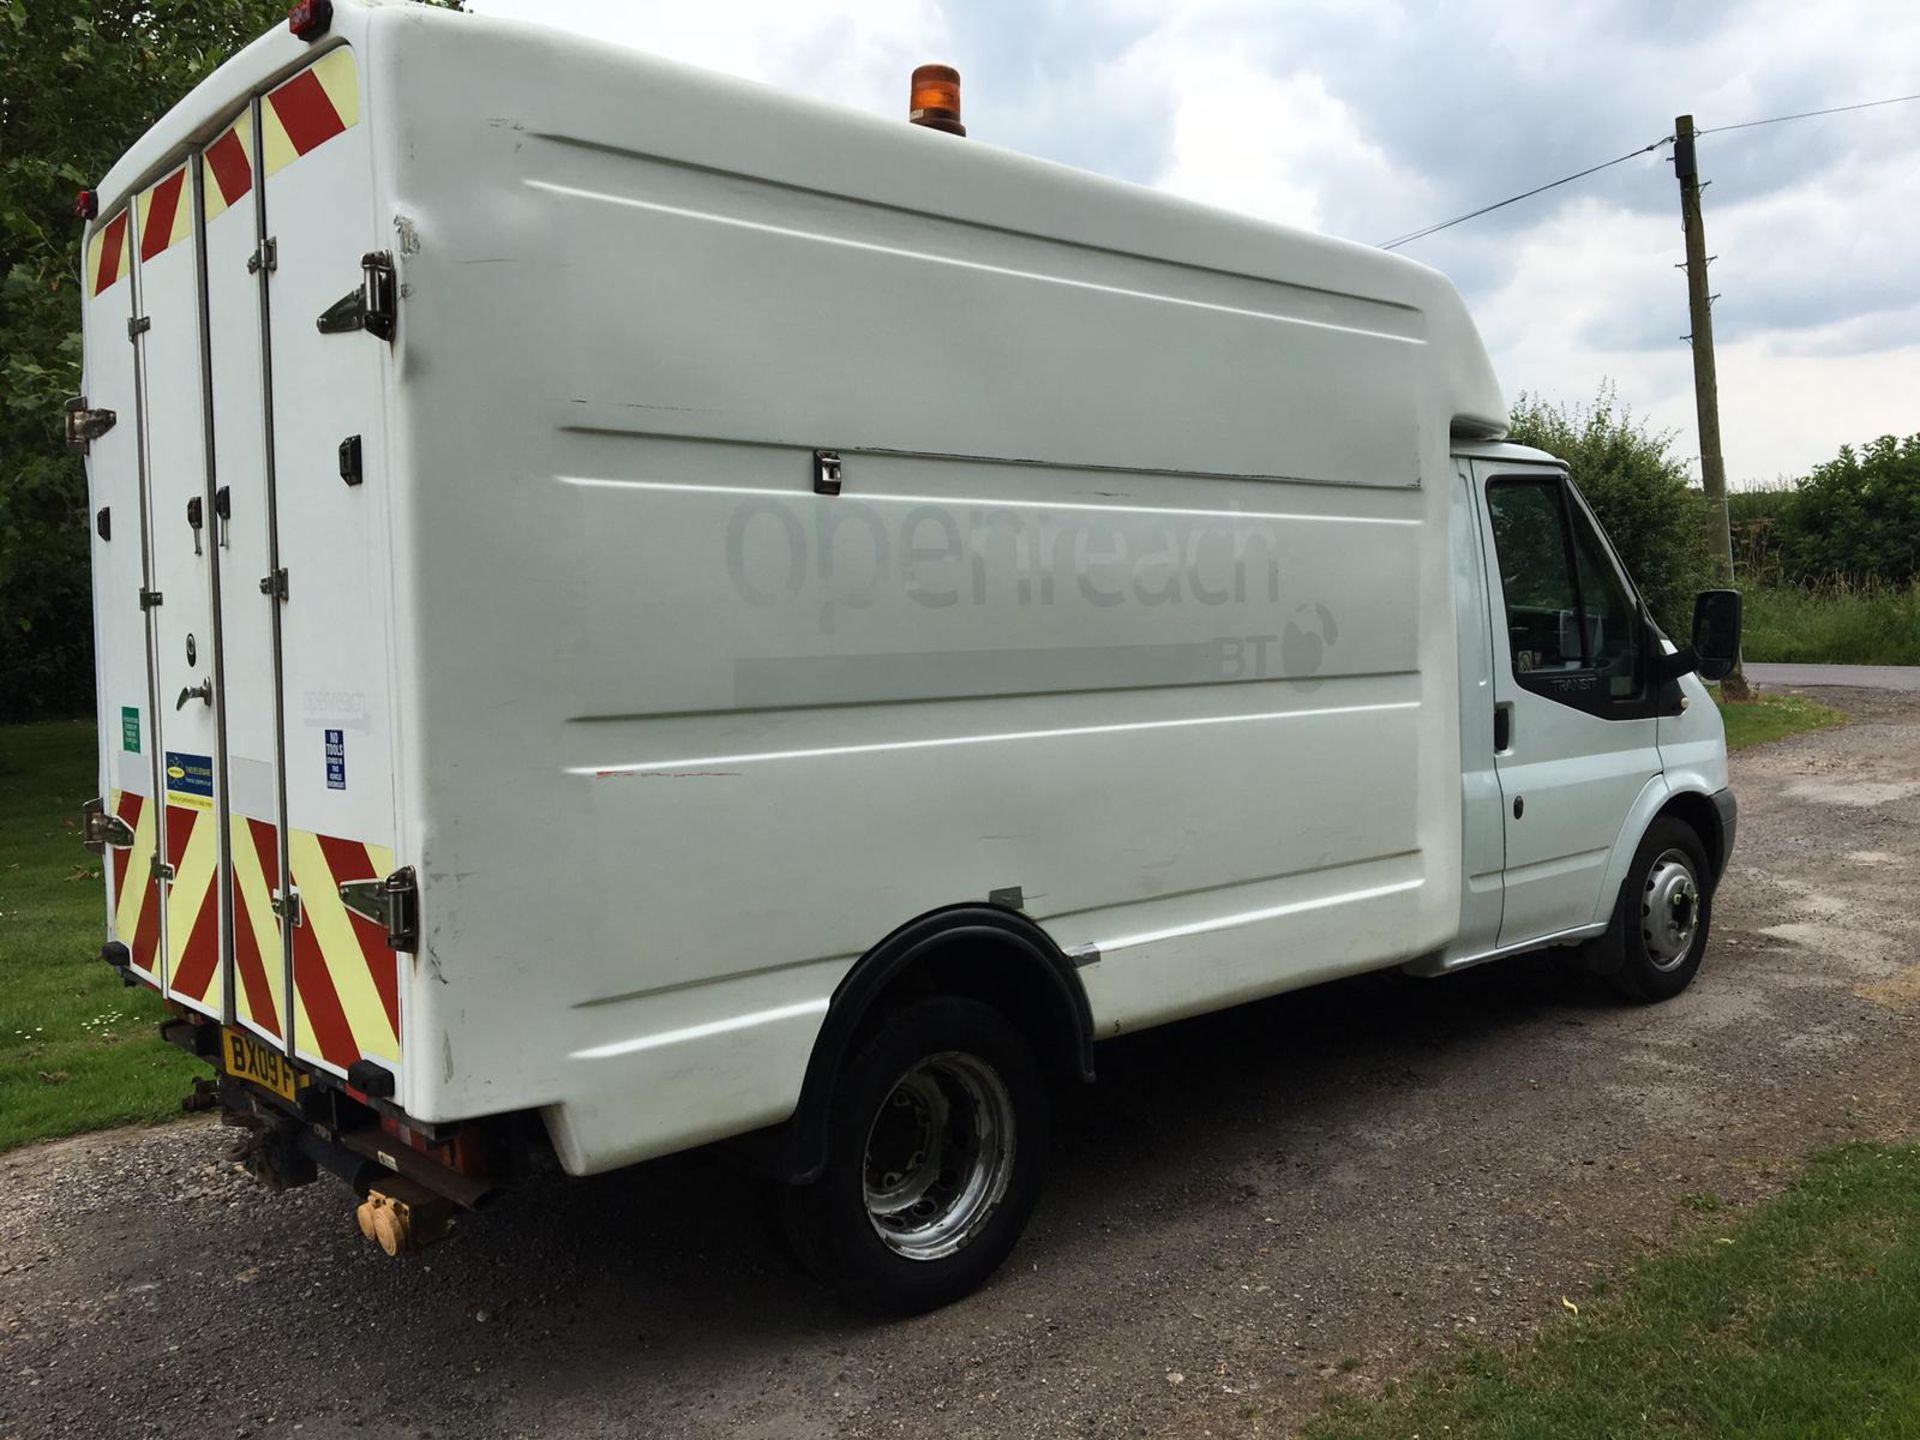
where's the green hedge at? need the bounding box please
[1507,386,1718,636]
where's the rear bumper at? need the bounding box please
[1711,786,1737,881]
[158,1012,510,1208]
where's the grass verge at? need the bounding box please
[1305,1143,1920,1440]
[0,720,198,1152]
[1715,690,1844,752]
[1742,582,1920,666]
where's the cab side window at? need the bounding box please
[1487,476,1643,707]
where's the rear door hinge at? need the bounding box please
[271,888,302,927]
[126,315,150,340]
[317,251,397,342]
[65,396,117,452]
[81,798,135,855]
[138,586,164,610]
[259,568,288,601]
[151,854,177,883]
[339,865,419,953]
[247,237,278,275]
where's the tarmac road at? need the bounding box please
[1747,661,1920,691]
[4,687,1918,1440]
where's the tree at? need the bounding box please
[1507,385,1717,638]
[1775,434,1920,587]
[1,0,460,721]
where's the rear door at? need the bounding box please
[86,39,405,1094]
[1472,462,1662,947]
[82,206,166,984]
[256,46,405,1087]
[133,161,227,1021]
[204,105,292,1051]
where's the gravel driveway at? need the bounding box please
[5,688,1918,1440]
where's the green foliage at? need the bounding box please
[1732,436,1920,589]
[0,1,462,722]
[1307,1144,1920,1440]
[0,719,199,1151]
[1742,579,1920,666]
[1714,689,1845,752]
[1507,385,1718,637]
[1,1,295,720]
[1727,481,1794,581]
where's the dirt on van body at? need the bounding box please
[4,687,1918,1440]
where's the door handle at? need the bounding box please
[1494,701,1514,752]
[176,678,213,710]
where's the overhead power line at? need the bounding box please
[1376,90,1920,251]
[1698,91,1920,134]
[1378,140,1667,250]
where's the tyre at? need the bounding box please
[1601,816,1714,1002]
[777,995,1049,1315]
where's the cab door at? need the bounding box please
[1472,462,1662,948]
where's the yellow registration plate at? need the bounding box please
[222,1027,308,1102]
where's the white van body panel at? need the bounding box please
[82,3,1725,1177]
[1657,670,1733,797]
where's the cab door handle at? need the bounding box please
[1493,701,1513,753]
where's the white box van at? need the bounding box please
[74,1,1740,1312]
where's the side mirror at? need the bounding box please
[1689,588,1742,682]
[1655,589,1743,684]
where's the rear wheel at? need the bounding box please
[1600,816,1714,1002]
[778,995,1048,1314]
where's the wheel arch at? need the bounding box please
[1594,778,1730,930]
[731,903,1095,1185]
[1658,788,1726,881]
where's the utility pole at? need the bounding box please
[1673,113,1746,697]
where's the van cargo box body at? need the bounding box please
[86,1,1517,1180]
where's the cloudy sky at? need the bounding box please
[475,0,1918,487]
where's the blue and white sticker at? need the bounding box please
[164,750,215,810]
[325,728,346,790]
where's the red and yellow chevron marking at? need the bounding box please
[202,112,254,225]
[162,803,225,1015]
[262,47,359,179]
[107,788,162,982]
[289,829,400,1075]
[230,813,286,1042]
[136,164,194,264]
[227,815,399,1074]
[87,211,131,297]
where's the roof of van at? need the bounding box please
[1454,441,1565,467]
[93,0,1508,441]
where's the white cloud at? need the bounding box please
[1146,49,1427,235]
[469,0,949,117]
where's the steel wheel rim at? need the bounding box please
[863,1050,1015,1262]
[1643,848,1701,971]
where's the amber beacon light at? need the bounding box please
[909,64,966,136]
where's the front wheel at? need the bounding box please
[778,995,1049,1314]
[1601,816,1714,1002]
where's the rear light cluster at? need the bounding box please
[74,189,98,221]
[288,0,332,40]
